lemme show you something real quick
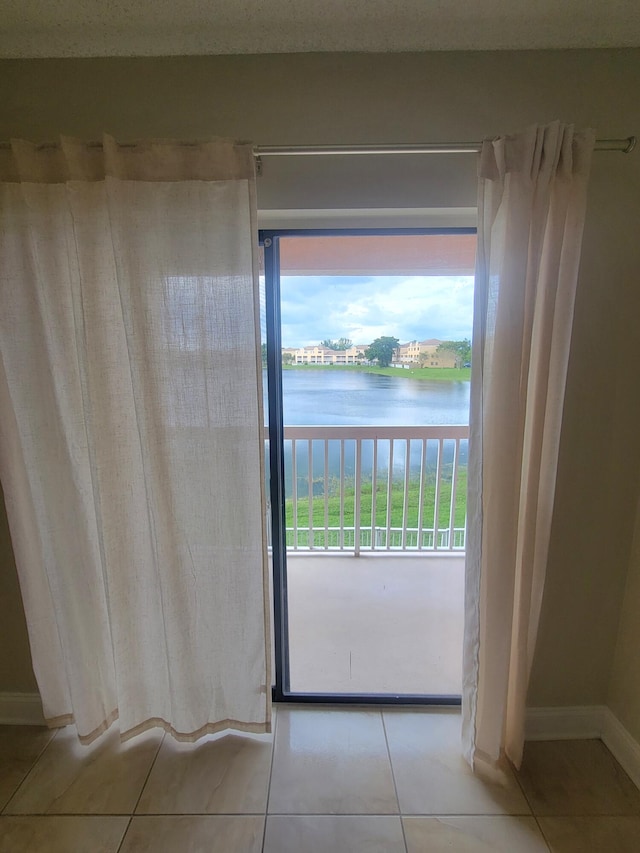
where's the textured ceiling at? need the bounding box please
[2,0,640,58]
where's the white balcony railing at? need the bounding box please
[267,425,469,553]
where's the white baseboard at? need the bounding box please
[525,705,607,741]
[0,692,45,725]
[526,704,640,792]
[601,708,640,792]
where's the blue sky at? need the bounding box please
[280,275,475,348]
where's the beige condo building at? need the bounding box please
[395,339,457,368]
[282,339,459,368]
[282,344,367,365]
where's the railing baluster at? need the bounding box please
[308,438,313,549]
[278,426,468,553]
[339,439,345,550]
[433,439,443,550]
[291,438,298,551]
[449,438,460,551]
[417,438,426,550]
[386,439,394,551]
[354,439,362,556]
[402,439,411,550]
[324,439,329,550]
[371,438,378,551]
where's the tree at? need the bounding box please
[365,336,400,368]
[261,342,268,367]
[436,339,471,368]
[282,351,295,365]
[321,337,353,351]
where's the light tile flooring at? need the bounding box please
[1,707,640,852]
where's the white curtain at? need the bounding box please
[0,136,271,743]
[462,123,595,768]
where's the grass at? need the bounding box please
[281,364,471,381]
[285,469,468,534]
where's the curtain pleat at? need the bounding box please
[0,136,271,743]
[462,123,595,768]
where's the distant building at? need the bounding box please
[282,344,367,365]
[395,339,457,368]
[283,339,459,368]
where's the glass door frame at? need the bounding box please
[261,227,474,705]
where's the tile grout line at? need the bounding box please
[114,816,133,853]
[11,809,640,818]
[531,814,555,853]
[5,808,636,818]
[261,703,279,851]
[1,726,60,815]
[2,812,143,818]
[510,757,553,853]
[114,730,166,853]
[380,709,408,853]
[131,731,165,815]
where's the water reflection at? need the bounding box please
[267,368,470,427]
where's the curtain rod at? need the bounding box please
[254,137,637,156]
[0,137,636,155]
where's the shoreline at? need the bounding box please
[278,364,471,381]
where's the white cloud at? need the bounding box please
[343,302,369,318]
[280,275,474,347]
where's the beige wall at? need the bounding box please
[0,484,37,692]
[608,498,640,742]
[1,49,640,710]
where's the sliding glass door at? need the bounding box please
[262,229,475,703]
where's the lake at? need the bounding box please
[266,368,470,426]
[264,368,470,497]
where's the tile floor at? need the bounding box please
[1,707,640,852]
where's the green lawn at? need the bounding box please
[285,470,467,543]
[281,364,471,382]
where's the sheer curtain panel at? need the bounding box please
[0,137,271,743]
[462,123,595,769]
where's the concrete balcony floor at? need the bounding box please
[286,552,464,696]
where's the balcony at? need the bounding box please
[268,425,468,696]
[286,551,464,695]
